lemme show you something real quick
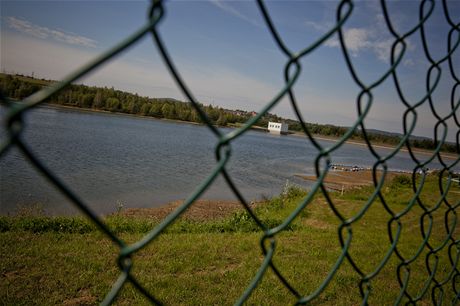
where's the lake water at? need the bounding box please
[0,106,457,215]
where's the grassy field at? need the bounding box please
[1,173,459,305]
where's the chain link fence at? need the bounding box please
[1,0,459,304]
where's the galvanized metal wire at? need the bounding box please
[0,0,459,304]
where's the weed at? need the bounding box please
[116,200,124,214]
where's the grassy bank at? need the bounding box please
[1,174,459,305]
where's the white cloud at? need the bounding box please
[1,33,278,112]
[372,38,394,61]
[324,28,371,56]
[403,58,415,67]
[305,20,330,32]
[1,33,176,94]
[324,27,397,62]
[304,2,406,63]
[342,28,371,54]
[6,16,97,48]
[315,0,419,64]
[209,0,261,28]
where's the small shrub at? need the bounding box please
[228,210,259,232]
[0,217,11,232]
[268,197,283,210]
[281,180,307,200]
[392,174,412,187]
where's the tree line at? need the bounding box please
[0,73,457,153]
[0,73,249,126]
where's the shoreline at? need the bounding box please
[41,103,205,128]
[116,199,248,221]
[5,170,458,219]
[40,103,457,160]
[289,131,458,160]
[120,170,397,219]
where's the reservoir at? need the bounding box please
[0,106,457,215]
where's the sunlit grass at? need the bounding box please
[0,173,458,305]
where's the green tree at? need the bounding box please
[161,103,175,119]
[216,113,227,126]
[105,97,120,112]
[149,103,163,117]
[93,91,104,109]
[140,103,150,115]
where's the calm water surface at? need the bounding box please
[0,106,457,215]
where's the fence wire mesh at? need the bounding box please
[1,0,459,304]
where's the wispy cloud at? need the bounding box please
[323,27,398,62]
[209,0,261,28]
[2,33,277,112]
[6,16,97,48]
[305,20,331,32]
[324,28,370,54]
[304,4,400,63]
[403,58,415,67]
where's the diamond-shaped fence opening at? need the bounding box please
[0,0,459,305]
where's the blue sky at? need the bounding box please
[1,0,459,141]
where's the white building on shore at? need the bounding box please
[268,122,288,134]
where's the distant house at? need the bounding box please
[268,122,288,134]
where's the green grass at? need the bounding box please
[0,174,459,305]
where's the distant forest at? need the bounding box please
[0,73,457,153]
